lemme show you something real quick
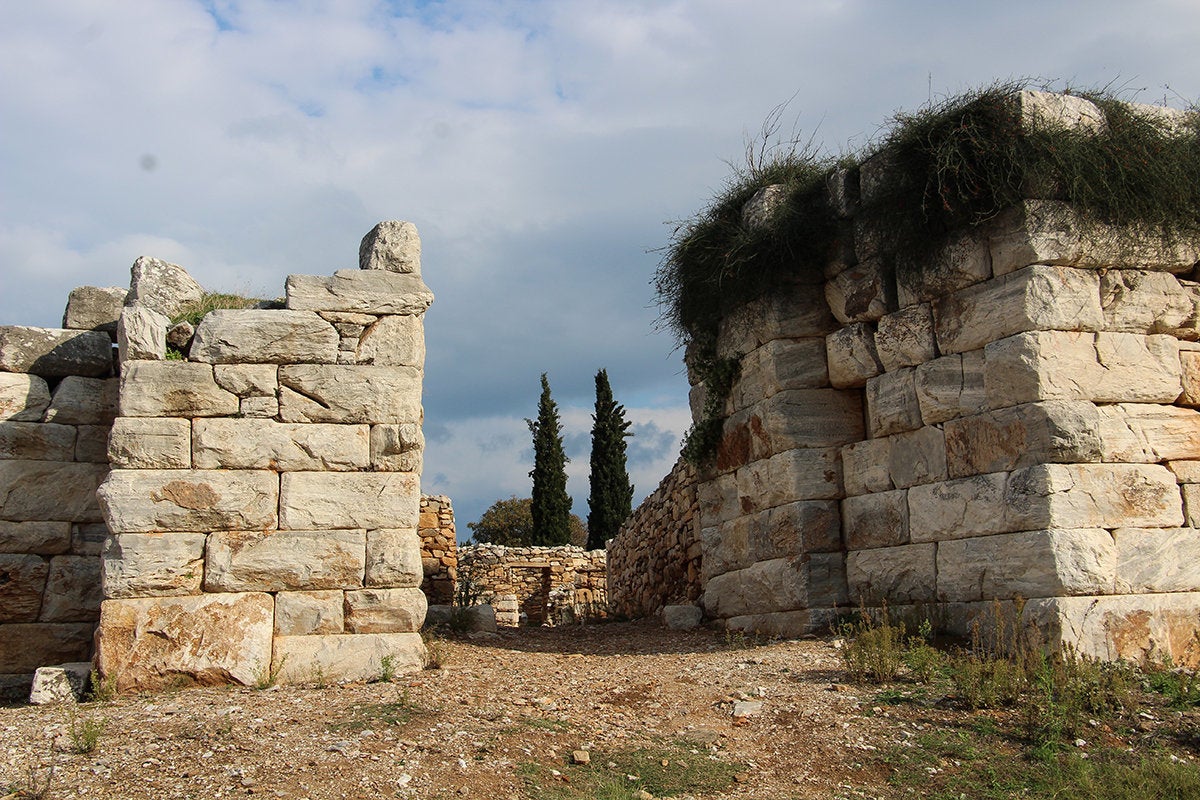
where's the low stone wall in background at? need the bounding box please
[458,544,606,626]
[418,495,457,605]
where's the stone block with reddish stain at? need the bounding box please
[204,529,366,592]
[344,588,427,633]
[1022,592,1200,666]
[98,469,278,534]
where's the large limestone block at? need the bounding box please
[365,528,425,588]
[888,427,948,489]
[703,554,847,618]
[0,521,71,555]
[908,472,1011,542]
[1022,593,1200,665]
[370,424,424,472]
[205,529,366,592]
[937,528,1116,602]
[0,421,76,461]
[63,286,128,334]
[107,417,191,469]
[865,368,922,438]
[1114,528,1200,594]
[38,555,101,621]
[933,264,1102,356]
[944,400,1102,478]
[355,314,425,368]
[1097,404,1200,463]
[734,447,843,512]
[1017,90,1104,133]
[0,373,50,421]
[0,326,113,378]
[914,351,987,425]
[984,331,1181,408]
[117,306,169,362]
[842,438,892,496]
[119,361,239,417]
[0,623,93,673]
[716,285,836,359]
[875,304,936,372]
[732,339,829,410]
[895,230,991,305]
[843,489,909,550]
[846,543,936,604]
[285,271,434,315]
[101,533,206,598]
[344,587,427,633]
[825,257,895,324]
[192,419,369,471]
[1180,349,1200,407]
[278,365,422,424]
[359,220,421,274]
[275,590,344,635]
[213,364,278,397]
[1007,463,1183,531]
[97,469,278,533]
[74,425,110,463]
[280,472,419,530]
[190,310,339,364]
[272,631,426,684]
[0,554,49,621]
[96,592,274,690]
[702,501,842,578]
[697,473,739,527]
[1101,270,1195,334]
[43,376,119,425]
[0,461,107,522]
[825,323,883,388]
[126,256,206,317]
[716,389,864,471]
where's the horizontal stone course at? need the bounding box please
[0,460,107,522]
[285,271,434,315]
[192,419,369,471]
[101,533,206,598]
[190,310,339,364]
[278,365,422,424]
[98,469,278,533]
[937,528,1116,602]
[0,326,113,378]
[279,472,420,531]
[119,362,239,418]
[204,529,366,592]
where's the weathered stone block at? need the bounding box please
[933,265,1102,355]
[725,607,841,638]
[278,365,422,424]
[846,543,936,604]
[1101,270,1194,334]
[875,304,936,371]
[716,389,864,471]
[97,469,278,533]
[274,590,344,635]
[192,419,369,471]
[1180,350,1200,407]
[1184,484,1200,528]
[102,533,206,598]
[733,338,829,410]
[107,417,191,469]
[945,400,1102,478]
[344,587,427,633]
[825,257,895,324]
[356,314,425,368]
[702,501,841,577]
[285,270,434,315]
[272,631,425,684]
[937,528,1116,602]
[825,322,883,388]
[0,461,107,522]
[697,473,739,527]
[1097,404,1200,462]
[119,361,239,417]
[703,554,847,618]
[213,364,278,397]
[43,376,118,425]
[365,528,424,588]
[70,524,108,556]
[63,286,128,334]
[126,256,206,318]
[29,661,91,705]
[0,421,75,461]
[0,327,113,378]
[716,286,836,359]
[279,471,419,531]
[735,447,843,512]
[370,424,424,472]
[1022,593,1200,665]
[1007,463,1183,531]
[866,368,922,438]
[74,425,109,463]
[1018,89,1105,133]
[0,373,50,421]
[190,310,339,364]
[888,427,948,489]
[360,220,421,274]
[843,489,909,550]
[205,529,366,592]
[117,306,169,362]
[0,554,48,621]
[842,438,891,496]
[984,331,1181,408]
[1114,528,1200,594]
[0,623,93,673]
[0,521,71,555]
[38,555,102,621]
[895,230,992,305]
[908,472,1011,542]
[96,592,274,691]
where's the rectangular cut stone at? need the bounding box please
[0,521,71,554]
[0,326,113,378]
[119,361,239,417]
[74,425,109,462]
[356,315,425,367]
[842,439,891,496]
[825,257,895,324]
[38,555,101,621]
[278,365,422,424]
[1180,350,1200,407]
[875,304,936,371]
[1022,593,1200,666]
[937,529,1116,602]
[716,286,837,359]
[96,592,274,691]
[933,265,1102,355]
[735,447,843,512]
[1101,270,1194,334]
[984,331,1181,408]
[703,555,847,618]
[344,587,427,633]
[204,529,366,592]
[908,472,1010,542]
[702,501,842,578]
[865,368,921,438]
[1184,485,1200,528]
[97,469,278,533]
[190,310,339,364]
[1114,528,1200,594]
[365,528,423,588]
[107,417,191,469]
[846,543,936,604]
[43,376,118,425]
[0,461,107,522]
[888,427,948,489]
[272,631,425,685]
[370,424,424,472]
[274,590,344,635]
[0,421,75,461]
[71,523,109,556]
[1097,404,1200,462]
[101,533,206,598]
[240,396,278,418]
[843,489,909,550]
[945,401,1102,478]
[285,270,434,315]
[213,364,278,397]
[716,389,863,472]
[1168,460,1200,484]
[192,419,370,471]
[825,323,882,388]
[0,554,49,621]
[732,339,829,410]
[0,623,93,673]
[1006,463,1183,531]
[0,373,50,421]
[279,472,420,531]
[697,473,739,527]
[117,306,169,362]
[896,230,991,305]
[725,607,841,638]
[915,351,986,425]
[63,285,128,333]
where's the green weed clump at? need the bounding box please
[170,292,265,326]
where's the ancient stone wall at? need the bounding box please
[458,544,606,626]
[419,494,458,605]
[606,459,701,618]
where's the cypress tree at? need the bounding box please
[526,373,572,546]
[586,369,634,550]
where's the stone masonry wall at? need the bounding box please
[606,459,701,618]
[459,544,606,626]
[419,494,457,605]
[670,91,1200,664]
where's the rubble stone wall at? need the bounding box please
[606,459,701,618]
[419,494,458,605]
[459,544,606,626]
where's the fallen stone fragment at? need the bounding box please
[28,662,91,705]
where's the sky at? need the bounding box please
[3,1,1200,537]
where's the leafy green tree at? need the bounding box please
[467,496,534,545]
[586,369,634,550]
[526,373,572,546]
